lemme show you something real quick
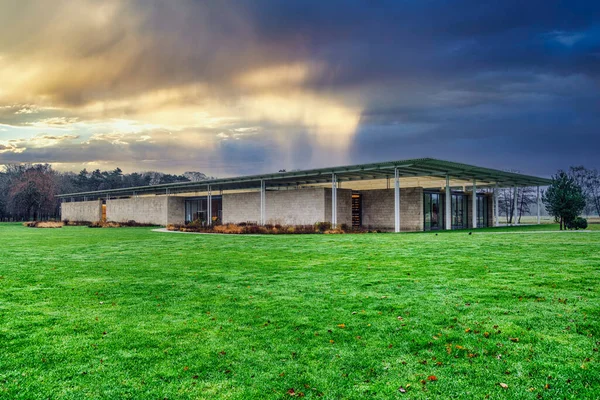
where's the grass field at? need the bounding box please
[1,223,599,399]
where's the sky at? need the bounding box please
[0,0,598,178]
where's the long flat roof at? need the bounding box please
[58,157,552,199]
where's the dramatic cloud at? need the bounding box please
[0,0,598,176]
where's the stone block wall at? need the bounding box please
[61,200,102,222]
[167,197,186,225]
[222,191,261,224]
[106,196,185,225]
[267,188,330,225]
[361,188,424,231]
[222,188,340,225]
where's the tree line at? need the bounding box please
[0,164,210,221]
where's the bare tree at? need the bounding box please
[497,186,538,224]
[569,166,600,216]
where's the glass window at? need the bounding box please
[185,196,222,224]
[451,194,467,229]
[423,192,444,231]
[476,195,488,228]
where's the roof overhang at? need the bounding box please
[57,157,552,200]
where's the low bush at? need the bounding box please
[63,220,92,226]
[165,221,377,235]
[89,220,156,228]
[23,221,64,228]
[315,221,332,232]
[573,217,588,230]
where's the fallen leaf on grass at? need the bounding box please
[510,338,519,343]
[427,375,438,381]
[499,383,508,389]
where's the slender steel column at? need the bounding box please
[331,174,337,228]
[536,186,541,224]
[207,185,212,226]
[445,174,452,230]
[260,180,266,225]
[494,183,499,227]
[472,179,477,228]
[394,168,400,232]
[513,186,519,225]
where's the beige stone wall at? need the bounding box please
[324,188,353,227]
[167,197,186,225]
[222,188,333,225]
[267,188,329,225]
[361,188,423,231]
[61,200,102,222]
[222,191,261,224]
[106,196,184,225]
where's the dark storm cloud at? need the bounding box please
[0,0,598,175]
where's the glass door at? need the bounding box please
[424,192,444,230]
[476,195,488,228]
[451,194,467,229]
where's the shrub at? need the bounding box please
[163,221,382,235]
[64,220,92,226]
[24,221,64,228]
[315,221,332,232]
[89,220,156,228]
[574,217,588,230]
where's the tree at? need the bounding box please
[542,171,586,230]
[569,166,600,216]
[8,164,57,220]
[497,187,537,224]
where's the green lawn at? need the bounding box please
[1,223,599,399]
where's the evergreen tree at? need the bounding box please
[542,171,586,230]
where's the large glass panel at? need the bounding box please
[423,192,444,231]
[431,193,440,229]
[185,198,209,224]
[476,195,488,228]
[211,197,223,224]
[451,194,467,229]
[424,193,432,230]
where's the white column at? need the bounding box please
[331,174,337,228]
[207,185,212,226]
[260,180,266,225]
[445,174,452,230]
[513,186,519,225]
[472,179,477,229]
[494,183,499,227]
[536,186,541,224]
[394,168,400,233]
